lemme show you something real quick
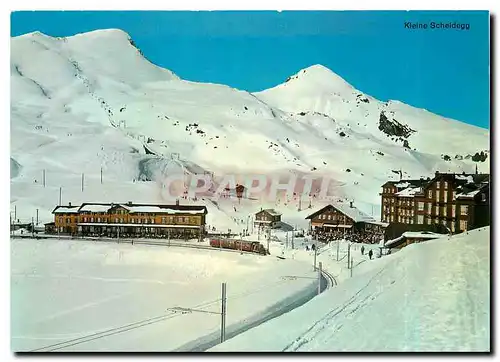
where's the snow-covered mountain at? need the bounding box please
[10,29,490,228]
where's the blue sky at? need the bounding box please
[11,11,490,129]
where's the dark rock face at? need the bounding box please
[472,151,488,162]
[403,140,410,149]
[442,154,451,161]
[339,131,346,137]
[378,111,415,139]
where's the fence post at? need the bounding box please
[313,245,317,271]
[350,257,353,278]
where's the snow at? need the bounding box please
[395,186,421,197]
[11,237,318,352]
[53,206,79,213]
[10,29,489,233]
[79,204,112,213]
[456,190,481,199]
[9,29,490,352]
[212,227,490,352]
[329,202,376,223]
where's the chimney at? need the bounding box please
[128,201,132,205]
[176,199,180,206]
[68,202,71,207]
[350,201,353,208]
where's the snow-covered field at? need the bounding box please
[11,238,318,352]
[212,226,490,352]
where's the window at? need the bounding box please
[434,206,439,215]
[120,218,123,223]
[66,218,70,224]
[452,205,456,217]
[417,215,424,224]
[436,191,440,202]
[97,217,101,223]
[436,181,440,189]
[443,192,447,203]
[442,207,447,216]
[426,217,431,225]
[444,181,448,189]
[460,205,468,216]
[131,219,135,224]
[151,219,155,224]
[398,215,401,223]
[391,206,394,213]
[460,220,468,231]
[451,222,455,232]
[426,203,431,212]
[428,190,433,198]
[418,202,424,211]
[328,215,332,220]
[452,191,456,201]
[90,217,94,223]
[162,217,166,224]
[83,217,87,222]
[115,218,118,223]
[481,193,487,202]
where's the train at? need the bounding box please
[209,238,269,255]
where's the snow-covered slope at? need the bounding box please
[211,226,490,352]
[10,29,490,227]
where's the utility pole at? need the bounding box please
[350,257,353,278]
[81,173,84,192]
[347,243,351,269]
[336,239,340,261]
[43,169,46,188]
[221,282,227,343]
[313,245,317,271]
[291,228,294,250]
[59,187,62,205]
[100,167,103,184]
[31,217,34,238]
[36,209,39,226]
[168,229,171,247]
[10,213,12,236]
[14,205,17,221]
[317,262,322,295]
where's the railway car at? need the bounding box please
[209,238,268,255]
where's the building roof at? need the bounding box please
[384,231,446,248]
[305,202,376,223]
[52,205,80,214]
[53,203,207,214]
[257,209,282,216]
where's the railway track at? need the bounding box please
[321,268,337,289]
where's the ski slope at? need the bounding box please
[211,226,490,352]
[10,29,490,230]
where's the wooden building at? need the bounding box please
[305,202,387,242]
[254,209,282,229]
[50,201,207,240]
[380,172,490,236]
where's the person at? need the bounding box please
[368,249,373,260]
[361,245,365,255]
[305,245,309,251]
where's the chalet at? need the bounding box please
[305,202,387,241]
[254,209,282,229]
[50,201,208,240]
[380,171,490,235]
